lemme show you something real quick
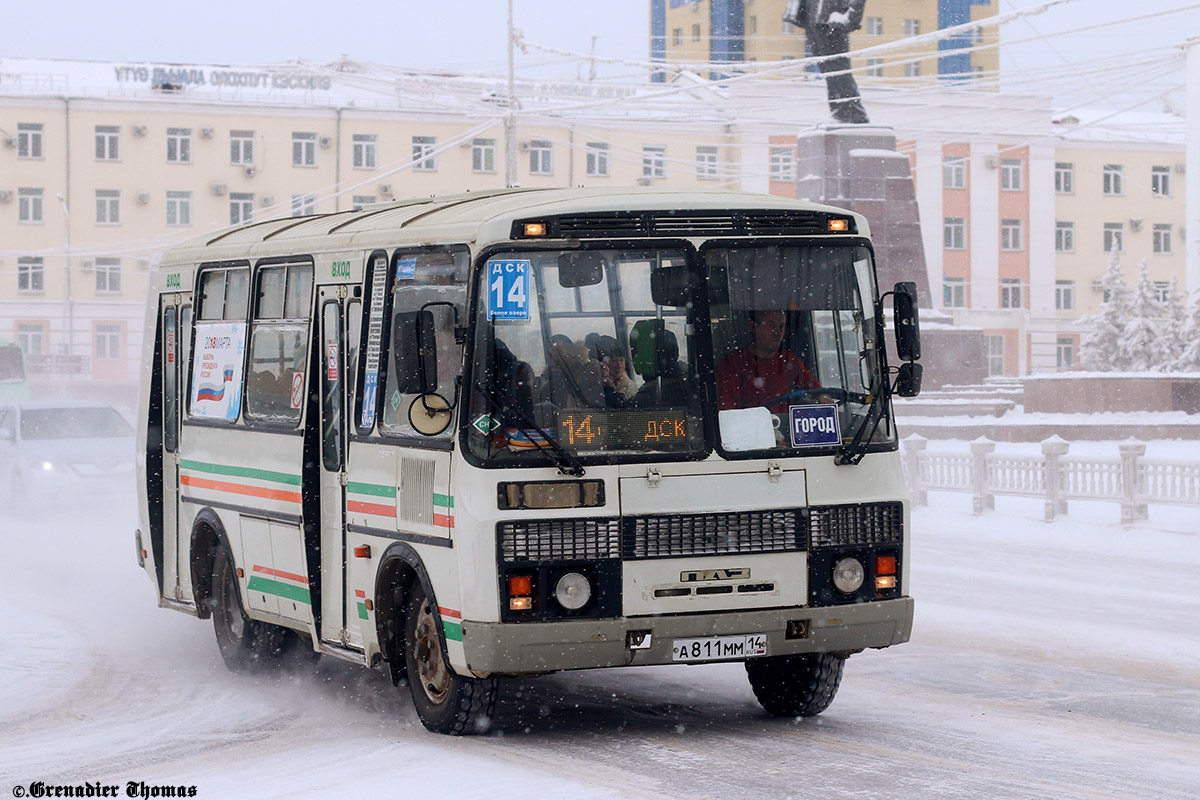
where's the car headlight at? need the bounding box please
[41,460,57,472]
[832,557,865,594]
[554,572,592,611]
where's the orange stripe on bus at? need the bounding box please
[347,499,397,518]
[355,589,366,598]
[433,513,455,529]
[250,564,309,585]
[180,474,302,505]
[438,607,461,619]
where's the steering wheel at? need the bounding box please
[764,387,847,407]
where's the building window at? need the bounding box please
[1000,278,1023,309]
[1056,337,1074,369]
[95,323,122,361]
[1054,162,1073,194]
[166,191,192,226]
[1055,221,1074,253]
[1153,223,1173,254]
[1000,218,1023,251]
[696,145,719,180]
[17,257,44,293]
[672,28,682,46]
[943,277,966,308]
[230,130,255,165]
[95,257,122,294]
[904,19,920,36]
[16,322,47,355]
[1103,222,1124,253]
[95,189,120,225]
[472,138,496,173]
[1055,280,1074,311]
[17,123,43,159]
[95,125,120,161]
[943,157,965,189]
[292,132,317,167]
[529,140,553,175]
[866,17,883,35]
[943,217,966,250]
[230,192,254,226]
[1153,281,1171,304]
[1000,158,1023,191]
[352,134,377,169]
[770,147,795,181]
[693,23,702,41]
[291,194,317,217]
[904,62,921,78]
[166,128,192,163]
[866,58,883,77]
[1151,165,1172,197]
[351,195,376,210]
[643,145,666,179]
[17,188,44,224]
[985,335,1005,376]
[412,136,437,171]
[1103,164,1123,196]
[586,142,609,177]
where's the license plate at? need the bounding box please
[671,634,768,662]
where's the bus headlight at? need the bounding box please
[554,572,592,610]
[832,557,865,594]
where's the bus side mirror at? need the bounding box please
[650,266,695,307]
[895,362,922,398]
[893,281,921,362]
[392,309,437,394]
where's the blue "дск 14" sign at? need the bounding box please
[789,404,842,447]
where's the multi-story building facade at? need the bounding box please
[650,0,999,81]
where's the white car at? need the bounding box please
[0,400,135,513]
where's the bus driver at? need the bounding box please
[717,310,822,413]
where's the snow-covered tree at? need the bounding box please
[1176,290,1200,372]
[1078,254,1131,371]
[1123,259,1163,372]
[1159,279,1189,371]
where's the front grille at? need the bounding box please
[556,213,648,238]
[623,509,806,560]
[650,214,738,235]
[498,518,621,563]
[808,502,903,549]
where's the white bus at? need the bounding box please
[136,188,922,735]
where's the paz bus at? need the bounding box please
[135,188,922,735]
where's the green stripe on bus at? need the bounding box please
[442,620,462,642]
[247,576,312,605]
[180,459,302,486]
[357,602,370,620]
[347,481,396,498]
[433,493,454,509]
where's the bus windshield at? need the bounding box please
[465,243,888,466]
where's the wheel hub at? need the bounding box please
[413,599,451,704]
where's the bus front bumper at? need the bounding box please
[460,597,914,675]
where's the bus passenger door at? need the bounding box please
[317,289,354,647]
[159,297,190,601]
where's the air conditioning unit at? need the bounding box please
[211,183,228,196]
[261,195,275,207]
[80,259,95,271]
[132,125,147,137]
[319,136,333,149]
[0,190,12,204]
[136,192,151,205]
[518,141,530,152]
[636,177,652,186]
[200,128,214,139]
[378,184,393,197]
[138,258,151,270]
[1129,218,1144,233]
[243,165,256,178]
[1176,163,1186,175]
[2,137,15,149]
[983,155,999,169]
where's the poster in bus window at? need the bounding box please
[190,322,247,420]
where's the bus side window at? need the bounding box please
[245,261,313,425]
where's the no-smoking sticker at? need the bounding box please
[290,372,305,409]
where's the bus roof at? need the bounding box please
[159,187,870,266]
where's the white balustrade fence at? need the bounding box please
[901,435,1200,522]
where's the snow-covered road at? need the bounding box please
[2,491,1197,799]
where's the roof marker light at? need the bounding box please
[828,218,849,232]
[523,222,548,237]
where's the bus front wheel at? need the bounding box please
[402,582,497,735]
[211,547,286,672]
[745,652,845,717]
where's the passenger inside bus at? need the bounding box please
[629,321,691,409]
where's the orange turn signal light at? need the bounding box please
[876,576,897,590]
[523,222,548,237]
[236,568,244,578]
[509,596,533,611]
[876,556,897,576]
[508,575,532,596]
[353,545,372,559]
[828,218,849,232]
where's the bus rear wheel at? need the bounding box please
[211,546,286,672]
[402,582,497,735]
[745,652,845,717]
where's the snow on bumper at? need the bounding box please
[460,597,914,675]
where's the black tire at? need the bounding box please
[745,652,845,717]
[403,581,497,735]
[211,547,287,672]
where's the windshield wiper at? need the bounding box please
[485,393,586,477]
[835,382,888,466]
